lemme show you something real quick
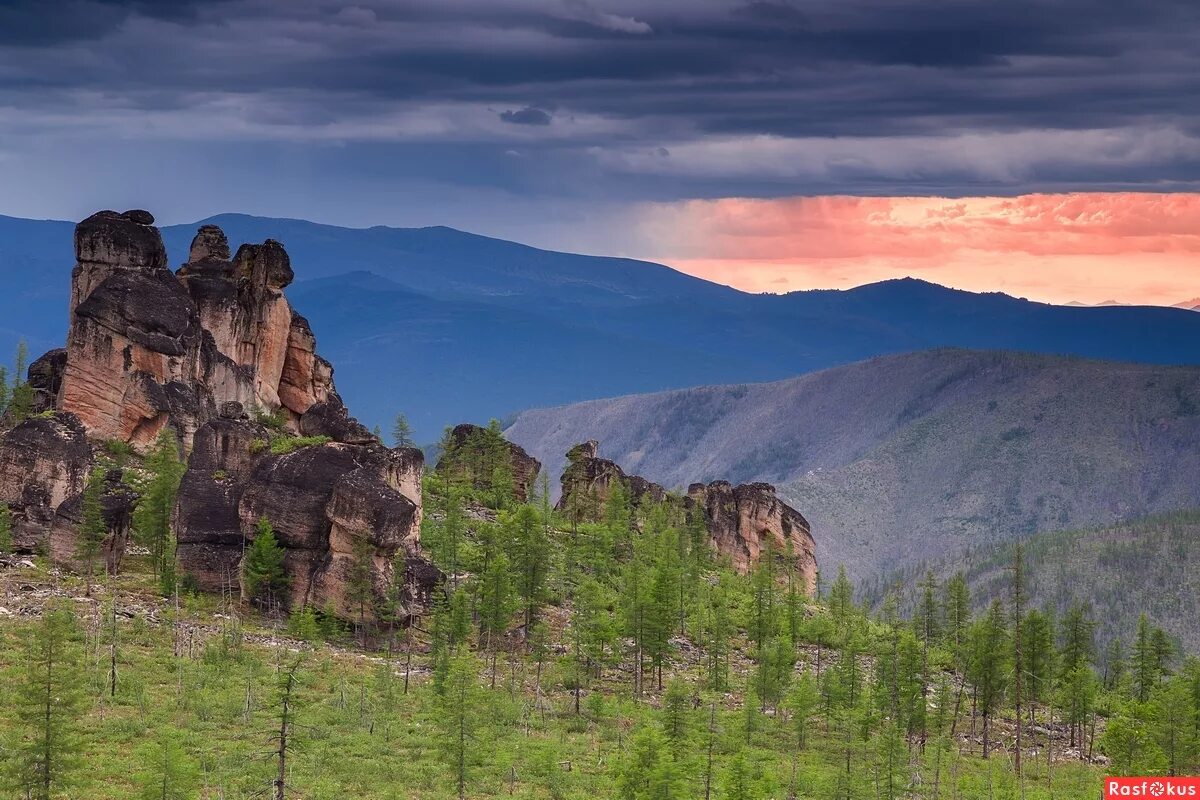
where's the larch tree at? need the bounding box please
[0,498,13,553]
[506,503,550,627]
[78,467,108,596]
[437,654,484,800]
[968,599,1010,758]
[243,516,289,610]
[8,603,87,800]
[392,413,414,448]
[134,427,185,593]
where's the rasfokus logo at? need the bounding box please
[1106,778,1200,798]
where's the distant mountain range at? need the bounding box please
[3,212,1200,440]
[505,349,1200,582]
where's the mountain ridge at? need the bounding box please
[3,212,1200,440]
[505,348,1200,582]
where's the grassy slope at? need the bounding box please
[0,554,1107,800]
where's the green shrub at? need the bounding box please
[270,435,331,455]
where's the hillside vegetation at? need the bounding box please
[506,349,1200,581]
[868,511,1200,654]
[1,439,1197,799]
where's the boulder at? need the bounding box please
[299,397,376,445]
[0,413,92,552]
[26,348,67,414]
[50,469,139,574]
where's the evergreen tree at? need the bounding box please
[1101,709,1168,775]
[701,577,733,691]
[0,499,13,553]
[392,413,414,448]
[788,669,820,750]
[1023,608,1056,721]
[134,729,200,800]
[968,600,1010,758]
[827,565,854,633]
[243,516,289,609]
[1132,613,1159,702]
[507,504,550,627]
[1059,663,1097,750]
[1103,637,1127,691]
[942,572,971,654]
[7,603,87,800]
[1057,601,1096,681]
[1010,542,1026,776]
[644,507,680,689]
[720,751,760,800]
[1151,677,1196,776]
[617,726,684,800]
[660,678,692,758]
[344,535,375,640]
[478,550,515,649]
[134,428,185,592]
[7,339,34,422]
[437,654,484,800]
[78,467,107,596]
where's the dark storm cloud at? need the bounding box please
[500,107,553,126]
[2,0,1200,203]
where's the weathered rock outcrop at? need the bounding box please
[0,413,92,551]
[0,209,434,622]
[557,440,817,586]
[175,401,433,620]
[555,440,668,517]
[435,423,542,503]
[50,469,139,575]
[53,209,335,451]
[687,480,817,591]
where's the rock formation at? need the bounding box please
[0,209,435,621]
[557,440,817,587]
[435,423,542,503]
[556,440,668,516]
[687,481,817,593]
[0,413,92,551]
[55,209,335,451]
[176,401,431,620]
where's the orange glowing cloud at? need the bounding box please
[635,193,1200,306]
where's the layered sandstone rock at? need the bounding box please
[176,402,433,620]
[687,480,817,591]
[53,209,335,452]
[1,209,433,622]
[435,423,543,503]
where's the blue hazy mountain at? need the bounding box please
[3,212,1200,440]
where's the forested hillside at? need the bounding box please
[867,511,1200,654]
[0,426,1196,798]
[507,350,1200,582]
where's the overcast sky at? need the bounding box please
[1,0,1198,303]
